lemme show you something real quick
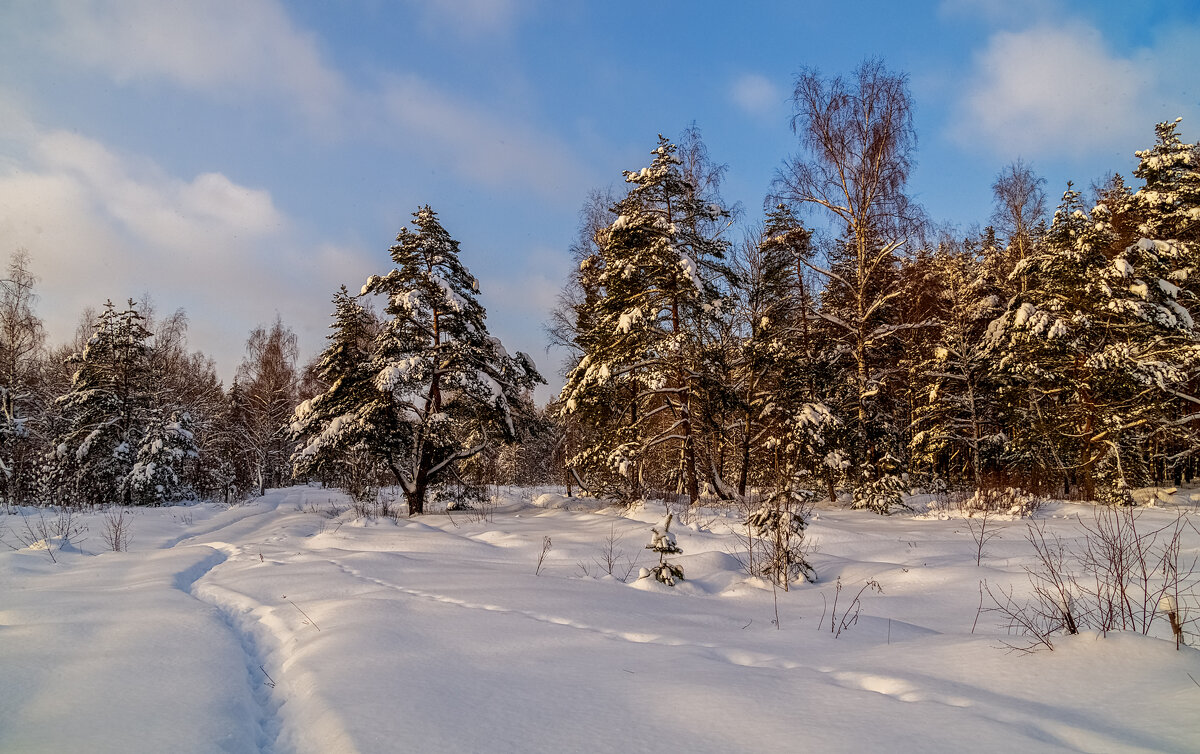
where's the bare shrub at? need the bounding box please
[578,523,639,582]
[350,488,405,522]
[1075,507,1198,640]
[535,535,552,576]
[0,508,86,563]
[982,510,1199,650]
[820,577,883,638]
[101,508,132,552]
[301,499,346,519]
[965,508,1002,566]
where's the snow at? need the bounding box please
[678,252,703,293]
[2,487,1200,753]
[430,274,468,314]
[374,357,424,392]
[617,307,642,333]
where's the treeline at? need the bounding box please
[552,60,1200,511]
[5,59,1199,514]
[0,269,304,508]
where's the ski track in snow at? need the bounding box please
[326,557,1165,753]
[326,558,797,668]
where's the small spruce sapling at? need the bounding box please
[640,512,683,586]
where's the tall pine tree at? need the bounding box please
[295,207,542,514]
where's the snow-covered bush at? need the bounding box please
[851,471,910,515]
[745,491,816,588]
[960,487,1041,517]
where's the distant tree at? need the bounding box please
[236,316,299,496]
[0,249,47,506]
[991,159,1047,293]
[908,237,1005,488]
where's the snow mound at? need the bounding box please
[531,493,608,512]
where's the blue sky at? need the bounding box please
[1,0,1197,400]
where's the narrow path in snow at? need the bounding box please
[166,493,307,754]
[327,556,803,668]
[183,546,286,754]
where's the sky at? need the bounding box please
[0,0,1197,401]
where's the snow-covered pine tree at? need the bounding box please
[49,300,152,506]
[300,207,542,515]
[126,410,198,505]
[1126,120,1200,482]
[732,204,846,501]
[986,185,1200,502]
[291,286,382,497]
[559,136,731,505]
[1130,119,1200,249]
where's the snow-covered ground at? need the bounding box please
[2,487,1199,753]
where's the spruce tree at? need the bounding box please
[50,300,152,506]
[559,136,731,504]
[291,286,382,497]
[1130,119,1200,248]
[126,410,198,505]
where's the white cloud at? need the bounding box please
[380,74,586,199]
[31,1,585,198]
[952,22,1199,159]
[730,74,783,119]
[44,0,346,122]
[0,117,374,379]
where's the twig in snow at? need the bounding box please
[288,599,321,631]
[535,536,552,576]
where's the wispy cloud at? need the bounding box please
[380,74,587,199]
[729,74,783,120]
[414,0,527,38]
[33,0,586,198]
[937,0,1061,25]
[43,0,347,123]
